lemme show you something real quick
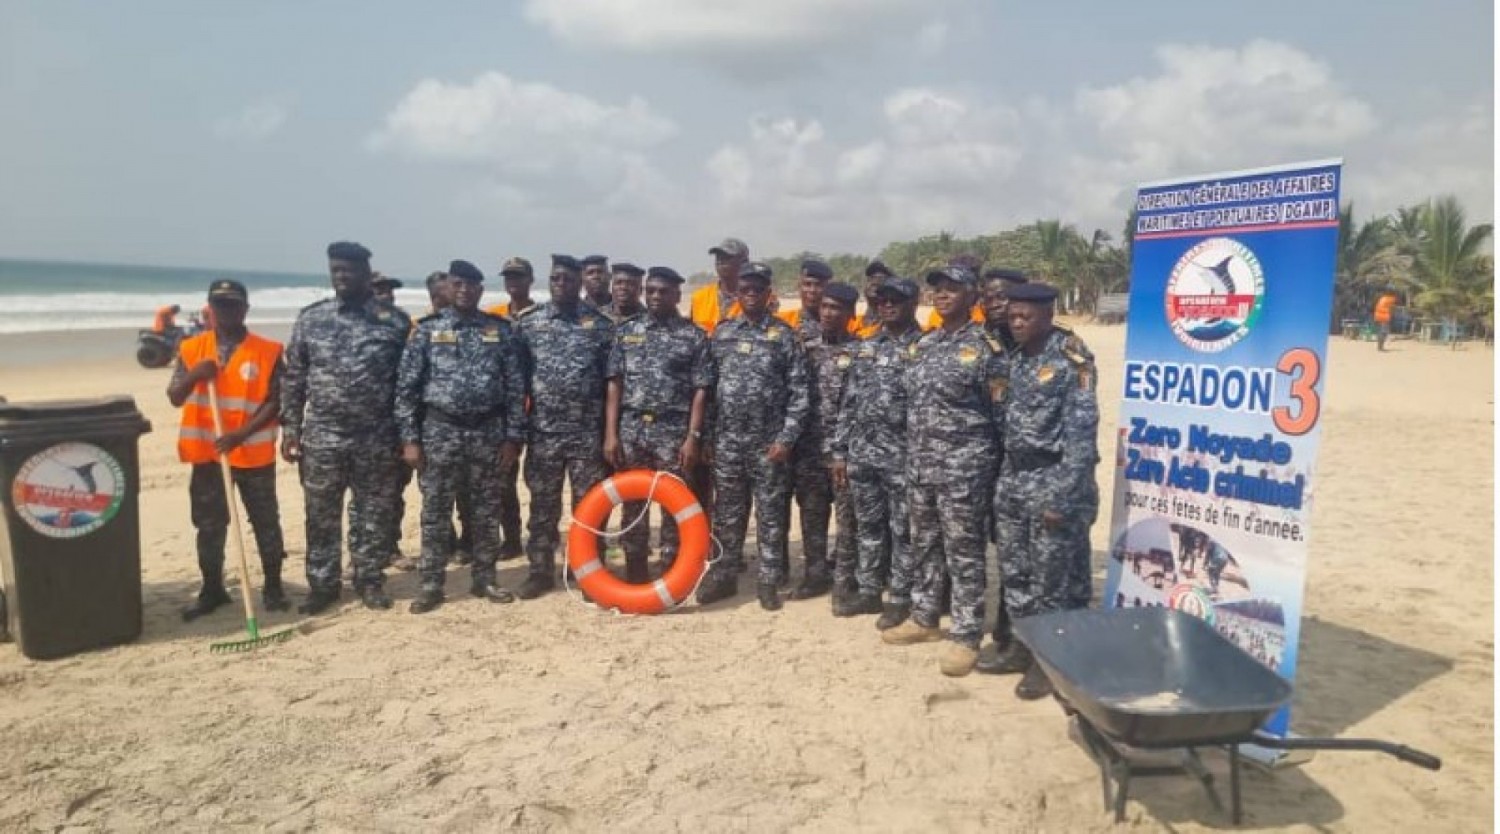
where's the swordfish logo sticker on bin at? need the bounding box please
[10,442,127,539]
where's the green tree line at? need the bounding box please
[744,194,1492,337]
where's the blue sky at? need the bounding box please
[0,0,1492,276]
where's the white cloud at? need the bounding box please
[523,0,955,73]
[212,101,287,141]
[1350,99,1494,223]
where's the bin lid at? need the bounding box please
[0,396,151,443]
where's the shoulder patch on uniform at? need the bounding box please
[983,334,1003,354]
[417,312,442,324]
[431,330,458,344]
[1062,346,1090,367]
[516,305,542,319]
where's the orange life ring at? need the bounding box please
[566,469,709,614]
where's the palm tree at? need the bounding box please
[1332,205,1408,331]
[1411,196,1493,339]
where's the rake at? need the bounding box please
[206,381,298,653]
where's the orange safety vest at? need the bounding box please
[177,331,283,469]
[1373,294,1398,324]
[689,283,742,336]
[924,305,985,330]
[777,307,860,334]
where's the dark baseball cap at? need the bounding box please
[207,279,249,303]
[925,266,978,287]
[500,256,534,277]
[874,277,919,301]
[737,260,774,284]
[371,273,404,289]
[709,237,749,259]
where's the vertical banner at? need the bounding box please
[1103,159,1342,736]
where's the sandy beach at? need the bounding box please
[0,321,1490,832]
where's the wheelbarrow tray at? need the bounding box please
[1014,607,1293,748]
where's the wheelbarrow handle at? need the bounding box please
[1249,733,1442,771]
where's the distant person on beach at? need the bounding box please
[280,241,411,614]
[882,264,1005,678]
[397,259,526,612]
[1374,291,1399,351]
[152,304,182,335]
[831,276,923,622]
[167,279,290,620]
[991,282,1099,698]
[602,265,712,583]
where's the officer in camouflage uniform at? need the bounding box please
[797,281,860,603]
[979,268,1027,352]
[281,241,411,613]
[603,266,713,582]
[581,254,614,310]
[830,277,924,620]
[515,254,615,599]
[882,265,1007,678]
[696,261,811,611]
[991,281,1100,699]
[396,259,527,613]
[776,258,833,591]
[608,262,647,322]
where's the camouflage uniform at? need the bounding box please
[790,328,856,587]
[905,322,1007,648]
[607,313,714,567]
[396,308,527,591]
[281,297,410,593]
[516,301,614,577]
[995,328,1099,618]
[707,314,810,586]
[832,324,924,599]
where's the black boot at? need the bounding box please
[1015,660,1054,700]
[409,586,445,614]
[357,584,393,611]
[298,586,341,616]
[181,582,232,622]
[876,600,911,631]
[261,571,291,613]
[471,579,517,603]
[976,642,1032,676]
[758,583,783,612]
[695,572,738,605]
[517,572,555,600]
[789,571,832,600]
[847,593,883,616]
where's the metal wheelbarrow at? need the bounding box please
[1014,607,1441,824]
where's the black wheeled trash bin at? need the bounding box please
[0,397,152,659]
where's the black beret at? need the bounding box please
[581,254,609,268]
[738,261,774,283]
[864,259,893,278]
[448,259,484,283]
[551,254,582,272]
[646,266,684,284]
[1006,282,1060,303]
[800,259,833,281]
[207,279,248,303]
[926,266,978,287]
[500,256,533,277]
[611,262,645,278]
[982,267,1029,285]
[823,282,859,307]
[327,241,372,262]
[874,277,920,301]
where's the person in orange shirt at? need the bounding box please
[486,257,536,322]
[690,237,749,335]
[776,258,835,340]
[1373,291,1399,352]
[854,260,893,339]
[166,280,289,620]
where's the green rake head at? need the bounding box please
[209,617,298,654]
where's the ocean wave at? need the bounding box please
[0,286,438,334]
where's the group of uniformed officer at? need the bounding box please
[171,237,1099,697]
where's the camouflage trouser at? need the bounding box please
[848,463,909,599]
[300,436,402,592]
[710,447,791,586]
[994,464,1096,618]
[394,462,474,561]
[618,412,692,567]
[784,443,834,581]
[189,462,285,583]
[909,474,992,648]
[419,423,506,590]
[499,451,522,547]
[525,431,608,576]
